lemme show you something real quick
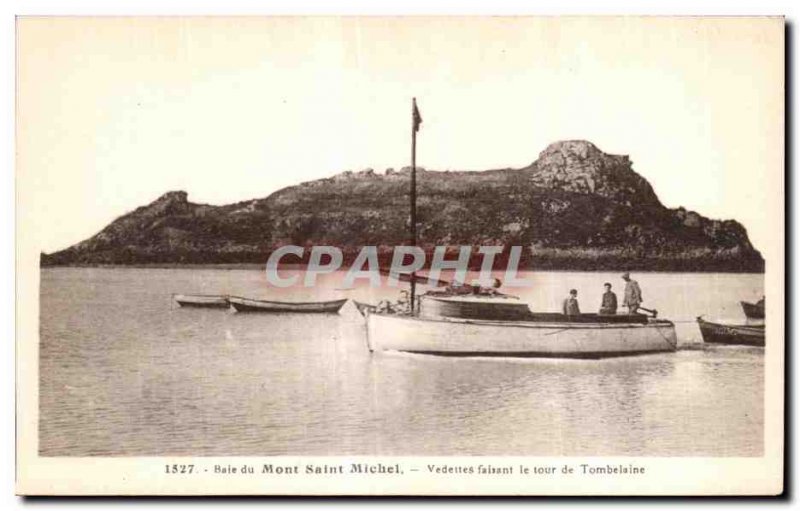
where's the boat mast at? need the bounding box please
[410,98,421,313]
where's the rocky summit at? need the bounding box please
[41,140,763,272]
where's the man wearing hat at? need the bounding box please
[621,272,643,314]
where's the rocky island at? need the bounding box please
[40,140,764,272]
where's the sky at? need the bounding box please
[17,16,783,255]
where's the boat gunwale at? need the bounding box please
[394,348,677,359]
[228,296,348,307]
[740,300,763,307]
[697,316,765,334]
[173,293,230,299]
[422,295,525,304]
[368,311,675,330]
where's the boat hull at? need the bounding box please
[366,313,678,359]
[174,294,230,308]
[229,296,347,313]
[740,301,765,320]
[697,317,765,346]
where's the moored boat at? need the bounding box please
[173,294,230,309]
[229,296,347,314]
[361,99,678,359]
[697,316,765,346]
[740,300,765,320]
[365,311,678,359]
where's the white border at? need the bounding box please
[5,0,796,508]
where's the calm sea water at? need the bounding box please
[39,268,764,457]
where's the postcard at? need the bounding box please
[15,16,784,495]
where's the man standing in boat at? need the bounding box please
[622,272,643,314]
[599,282,618,315]
[562,289,581,315]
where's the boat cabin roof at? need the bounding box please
[423,295,523,304]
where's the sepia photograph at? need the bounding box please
[15,15,784,495]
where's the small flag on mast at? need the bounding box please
[413,99,422,133]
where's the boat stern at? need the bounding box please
[649,319,679,351]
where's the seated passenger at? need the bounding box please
[562,289,581,315]
[599,282,618,315]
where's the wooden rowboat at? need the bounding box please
[740,300,765,320]
[697,316,765,347]
[173,294,230,309]
[229,296,347,314]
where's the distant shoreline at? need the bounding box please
[38,263,766,275]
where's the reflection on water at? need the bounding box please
[39,268,764,456]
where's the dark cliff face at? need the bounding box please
[41,140,764,272]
